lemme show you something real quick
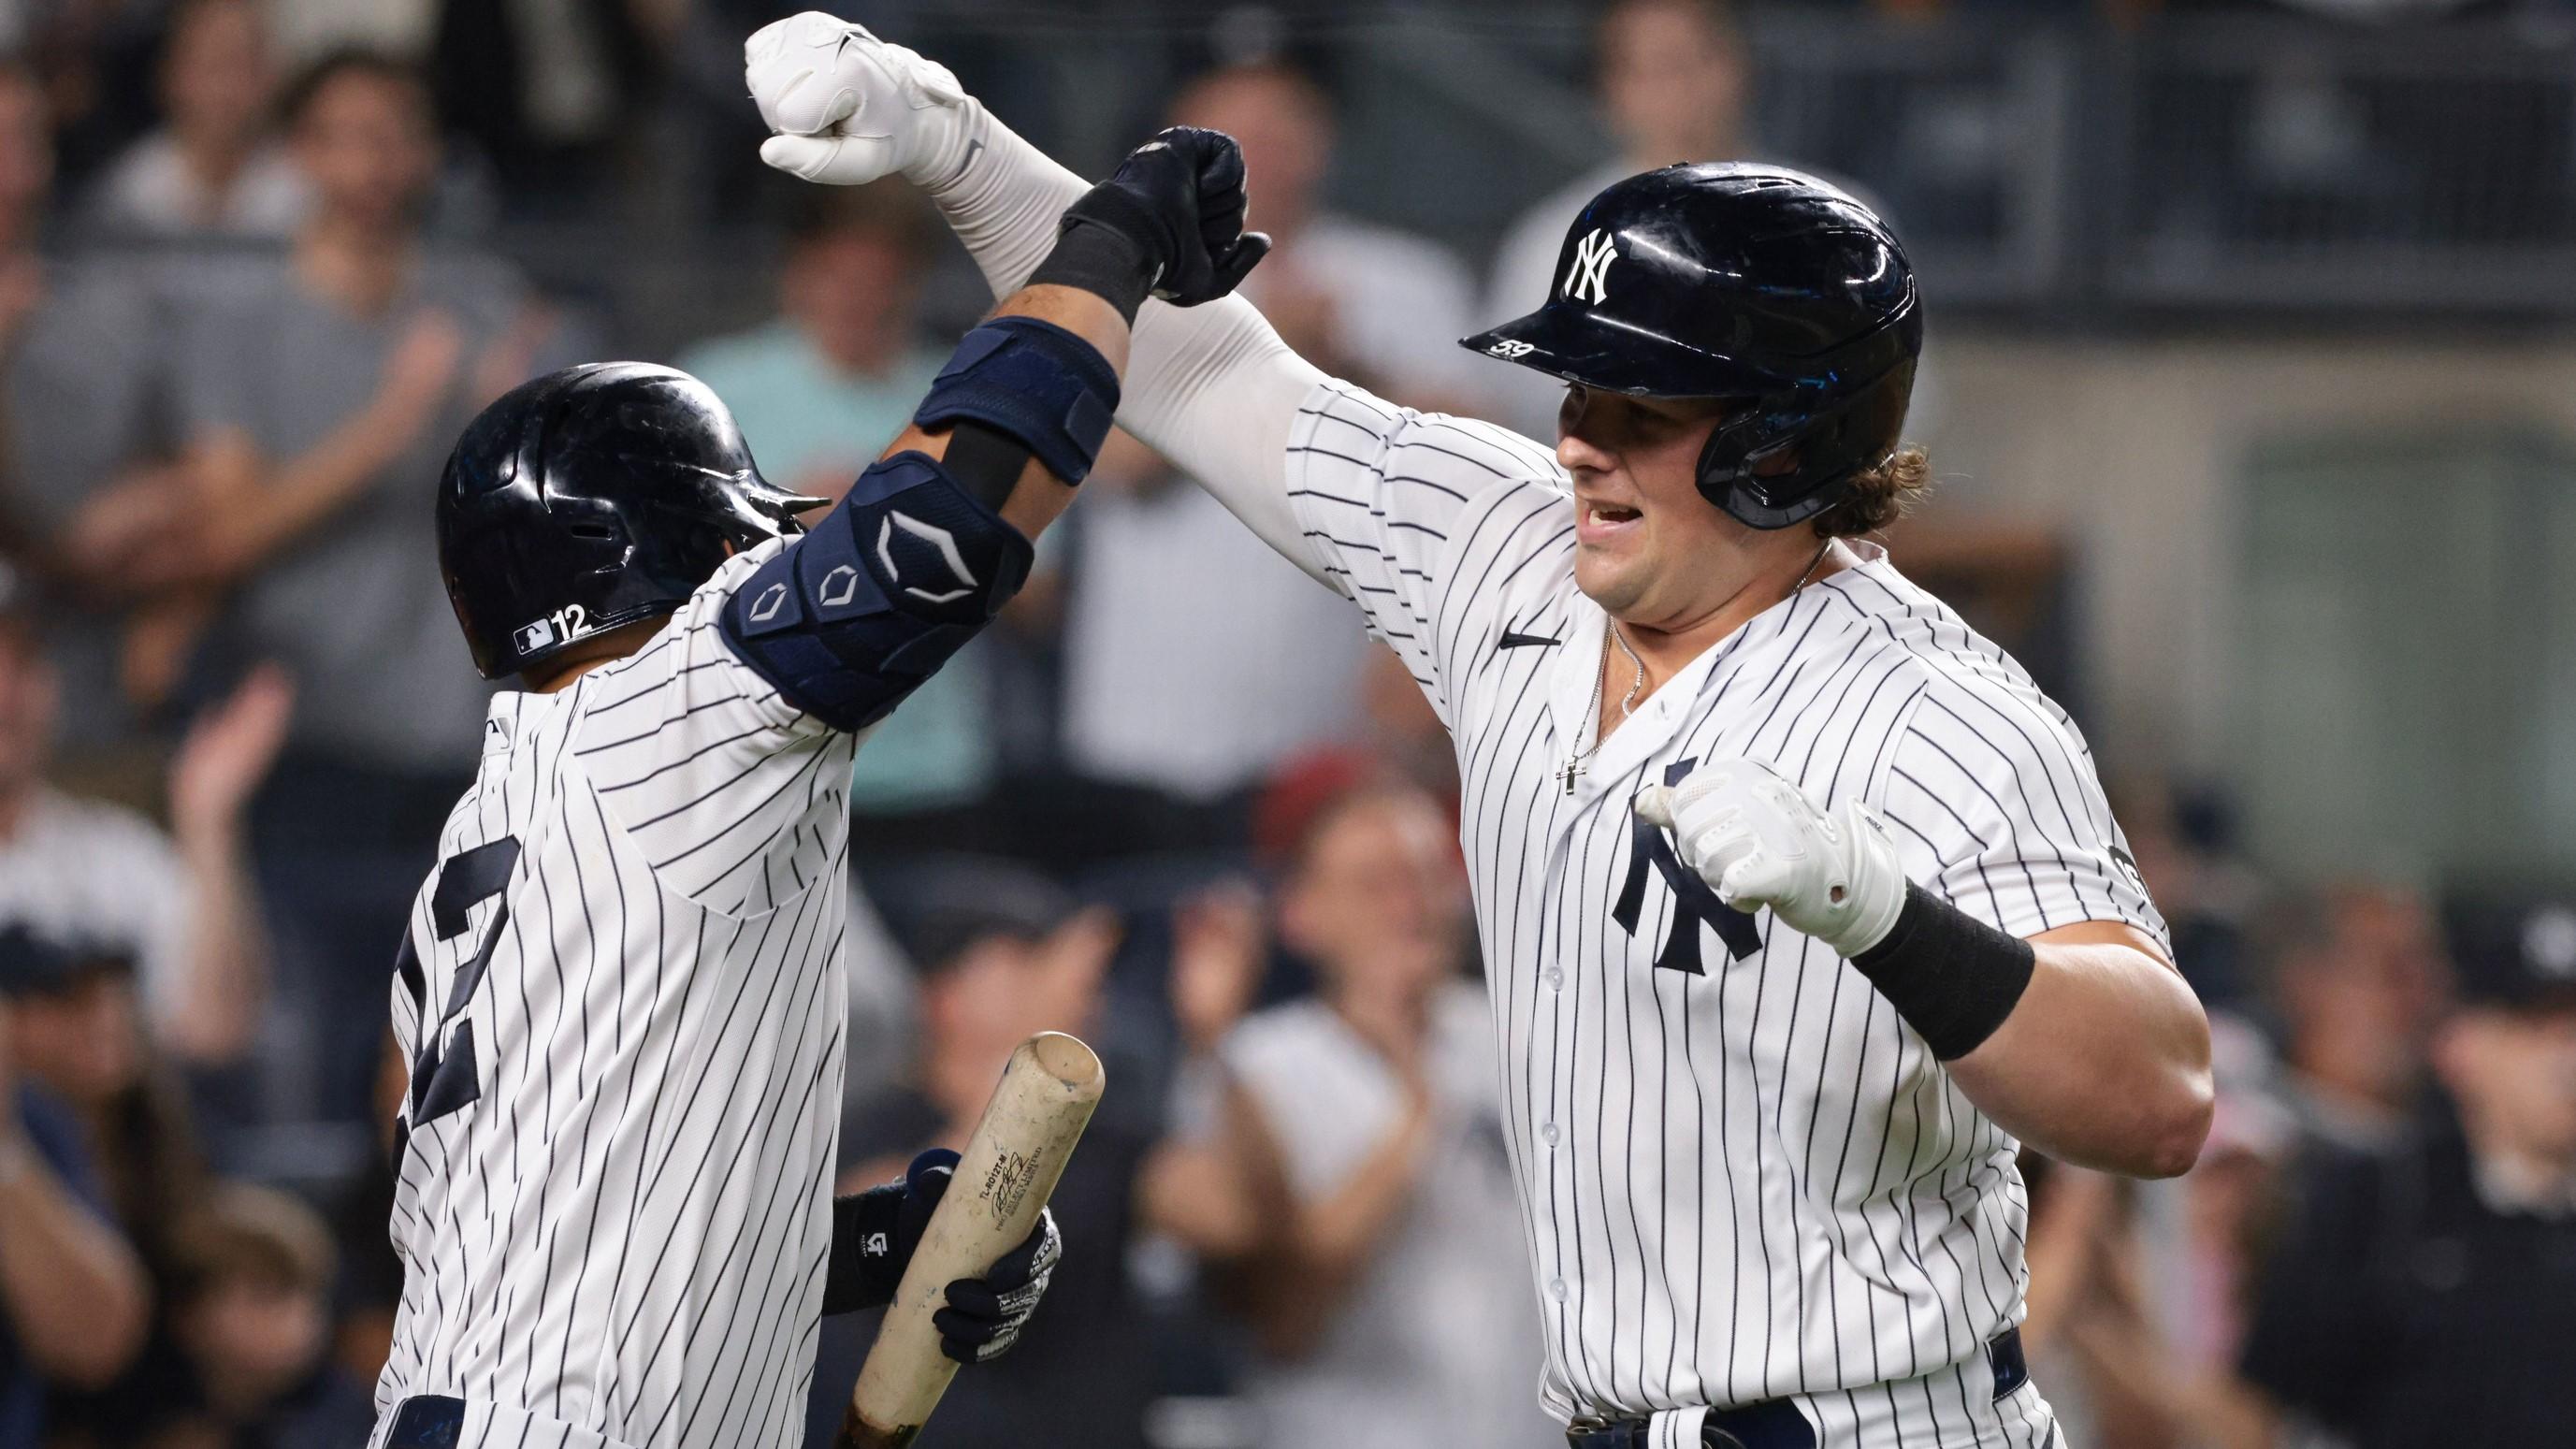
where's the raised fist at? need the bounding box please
[1055,126,1271,308]
[745,12,969,187]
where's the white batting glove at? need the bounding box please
[1635,758,1909,959]
[744,12,969,186]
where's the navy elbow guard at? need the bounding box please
[913,315,1118,486]
[718,451,1035,732]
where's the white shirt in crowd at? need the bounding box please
[86,135,311,240]
[1222,981,1562,1449]
[1062,481,1370,801]
[0,787,192,1032]
[1245,212,1493,409]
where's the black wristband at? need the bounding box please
[1847,882,2036,1062]
[821,1185,904,1315]
[1028,216,1156,324]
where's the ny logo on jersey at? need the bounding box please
[1614,758,1762,975]
[1563,229,1617,305]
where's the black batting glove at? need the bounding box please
[1029,125,1272,320]
[931,1204,1061,1365]
[821,1147,959,1316]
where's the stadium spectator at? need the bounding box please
[2107,780,2261,1013]
[2233,891,2576,1448]
[0,931,208,1263]
[1054,430,1371,844]
[137,1181,374,1449]
[2021,1018,2299,1449]
[0,927,153,1444]
[0,573,287,1071]
[678,185,1004,822]
[163,49,571,1124]
[1483,0,1756,434]
[430,0,660,206]
[816,862,1159,1448]
[84,0,308,241]
[0,924,231,1448]
[2267,881,2451,1152]
[1181,777,1552,1449]
[1168,59,1486,411]
[0,53,188,747]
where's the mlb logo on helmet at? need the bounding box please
[514,618,557,654]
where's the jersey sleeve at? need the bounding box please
[573,541,852,915]
[1282,377,1566,725]
[1876,671,2170,949]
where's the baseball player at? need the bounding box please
[746,19,2214,1449]
[370,126,1268,1449]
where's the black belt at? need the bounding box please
[1565,1327,2028,1449]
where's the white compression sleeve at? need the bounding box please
[918,105,1331,581]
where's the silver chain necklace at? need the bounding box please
[1556,541,1837,796]
[1558,626,1645,795]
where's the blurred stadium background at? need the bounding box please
[0,1,2571,1447]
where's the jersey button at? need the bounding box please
[1543,968,1564,991]
[1540,1123,1560,1147]
[1548,1278,1568,1300]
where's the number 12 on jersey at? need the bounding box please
[393,836,523,1142]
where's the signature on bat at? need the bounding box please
[980,1151,1038,1224]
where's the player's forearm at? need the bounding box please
[921,102,1322,572]
[1947,933,2213,1179]
[0,1142,152,1385]
[917,99,1087,301]
[871,282,1128,543]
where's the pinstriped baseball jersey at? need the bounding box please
[1283,378,2164,1444]
[376,539,858,1449]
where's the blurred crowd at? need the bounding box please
[0,3,2568,1449]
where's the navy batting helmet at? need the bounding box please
[437,363,824,679]
[1463,163,1921,530]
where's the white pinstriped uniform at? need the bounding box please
[373,540,859,1449]
[1283,378,2163,1448]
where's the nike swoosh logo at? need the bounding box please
[1498,629,1560,650]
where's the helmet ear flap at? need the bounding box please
[1695,356,1917,530]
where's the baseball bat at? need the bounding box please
[835,1030,1106,1449]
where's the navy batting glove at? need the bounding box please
[1030,125,1271,318]
[820,1148,960,1316]
[931,1205,1061,1365]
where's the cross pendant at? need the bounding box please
[1559,758,1585,795]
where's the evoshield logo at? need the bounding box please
[1563,229,1617,304]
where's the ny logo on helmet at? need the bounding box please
[1564,229,1617,305]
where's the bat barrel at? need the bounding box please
[838,1031,1105,1449]
[1028,1030,1107,1095]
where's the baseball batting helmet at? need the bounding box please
[437,362,823,679]
[1462,163,1921,530]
